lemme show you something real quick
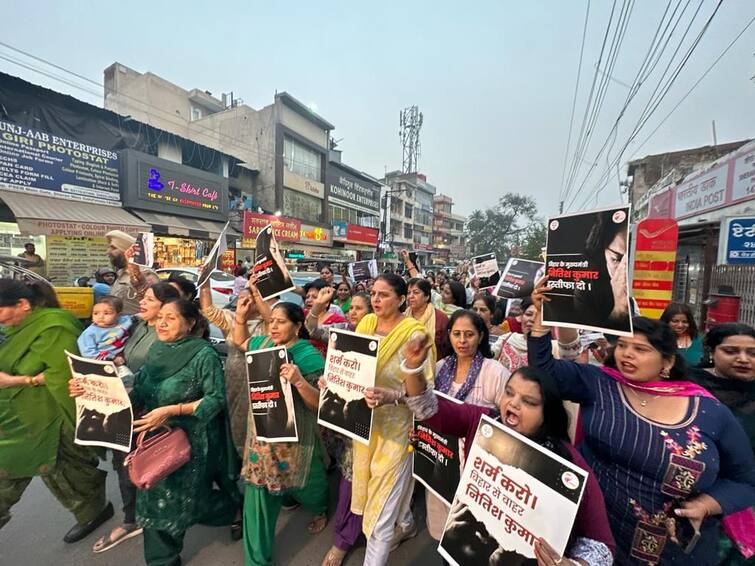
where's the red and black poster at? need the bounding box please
[543,205,632,336]
[412,391,463,507]
[246,346,297,443]
[493,258,544,299]
[438,415,587,566]
[253,224,295,301]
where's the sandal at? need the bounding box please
[321,545,347,566]
[92,524,143,554]
[307,513,328,535]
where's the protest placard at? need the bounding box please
[253,224,295,300]
[131,232,155,268]
[412,391,463,507]
[246,346,297,442]
[472,253,500,289]
[318,328,379,445]
[348,259,379,282]
[67,352,132,452]
[438,415,587,566]
[197,221,230,289]
[543,205,632,336]
[494,258,544,299]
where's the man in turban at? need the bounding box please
[105,230,158,315]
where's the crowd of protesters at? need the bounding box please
[0,234,753,566]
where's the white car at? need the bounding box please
[156,267,235,307]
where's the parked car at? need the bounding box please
[156,267,234,307]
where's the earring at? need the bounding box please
[660,367,670,379]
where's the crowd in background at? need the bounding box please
[0,234,754,566]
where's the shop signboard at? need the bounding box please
[220,248,236,273]
[674,164,728,220]
[299,224,331,246]
[631,218,678,319]
[243,212,301,242]
[45,236,109,286]
[720,217,755,265]
[647,187,674,218]
[333,221,379,246]
[120,149,228,222]
[283,168,325,199]
[732,144,755,202]
[327,163,381,214]
[0,120,120,205]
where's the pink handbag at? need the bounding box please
[125,426,191,489]
[721,508,755,559]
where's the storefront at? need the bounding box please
[333,221,378,261]
[644,140,755,324]
[120,149,236,268]
[0,121,150,283]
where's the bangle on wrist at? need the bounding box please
[25,376,33,386]
[399,358,427,375]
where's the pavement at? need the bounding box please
[0,462,440,566]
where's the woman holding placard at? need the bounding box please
[528,279,755,564]
[397,362,615,565]
[353,273,435,566]
[234,299,329,566]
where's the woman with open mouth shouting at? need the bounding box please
[527,278,755,565]
[390,361,615,565]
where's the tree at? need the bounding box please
[466,193,544,262]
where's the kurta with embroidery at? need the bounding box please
[0,308,83,479]
[130,339,240,535]
[242,336,325,493]
[529,333,755,565]
[351,314,435,538]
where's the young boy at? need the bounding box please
[77,296,133,361]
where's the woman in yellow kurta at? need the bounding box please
[352,273,434,566]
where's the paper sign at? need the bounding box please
[246,346,298,442]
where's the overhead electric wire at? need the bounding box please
[0,40,283,165]
[567,0,725,211]
[558,0,592,204]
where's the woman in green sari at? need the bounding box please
[234,299,329,566]
[127,299,240,566]
[0,279,111,542]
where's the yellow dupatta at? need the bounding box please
[407,303,438,360]
[351,313,436,537]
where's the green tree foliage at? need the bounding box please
[466,194,545,262]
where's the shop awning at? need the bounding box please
[0,191,150,237]
[132,211,239,239]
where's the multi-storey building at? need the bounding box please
[433,194,467,266]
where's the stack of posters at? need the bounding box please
[318,329,379,445]
[438,415,588,566]
[68,352,133,452]
[246,346,298,442]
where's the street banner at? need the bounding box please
[253,224,295,300]
[131,232,155,268]
[494,258,544,299]
[472,253,500,289]
[348,259,379,282]
[438,415,587,566]
[318,328,378,445]
[67,352,133,453]
[197,221,230,289]
[543,205,632,336]
[412,391,463,507]
[246,346,298,442]
[632,218,679,318]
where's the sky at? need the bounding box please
[1,0,753,217]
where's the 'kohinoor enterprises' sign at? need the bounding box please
[120,149,228,222]
[327,163,381,214]
[0,120,120,205]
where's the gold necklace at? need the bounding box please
[627,386,661,407]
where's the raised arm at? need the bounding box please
[305,286,336,338]
[400,250,420,278]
